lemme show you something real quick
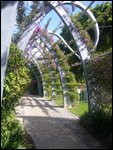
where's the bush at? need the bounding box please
[1,43,32,149]
[87,52,112,112]
[80,109,112,147]
[1,110,30,149]
[2,43,31,110]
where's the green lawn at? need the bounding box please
[67,102,88,117]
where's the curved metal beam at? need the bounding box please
[1,2,18,101]
[28,54,47,98]
[48,31,80,59]
[33,42,54,100]
[27,36,67,107]
[35,35,72,108]
[28,63,43,97]
[27,41,59,100]
[18,1,99,52]
[18,1,100,111]
[49,1,96,112]
[49,1,99,47]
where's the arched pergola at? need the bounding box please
[1,1,100,112]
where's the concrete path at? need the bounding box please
[16,94,104,149]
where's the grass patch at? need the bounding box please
[67,102,88,117]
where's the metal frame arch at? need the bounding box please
[47,1,100,112]
[25,29,79,102]
[18,1,99,53]
[28,62,43,97]
[27,40,63,103]
[34,34,72,108]
[27,39,59,100]
[49,1,99,47]
[27,33,65,105]
[17,1,100,111]
[33,39,66,103]
[28,54,47,98]
[26,31,71,108]
[32,41,55,100]
[29,35,67,108]
[48,31,80,59]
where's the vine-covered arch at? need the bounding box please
[1,1,100,112]
[18,1,99,111]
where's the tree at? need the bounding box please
[93,2,112,52]
[16,1,26,32]
[25,1,41,27]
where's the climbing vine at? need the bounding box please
[87,51,112,112]
[51,44,79,107]
[1,43,31,149]
[40,62,52,99]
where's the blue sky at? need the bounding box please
[13,1,112,34]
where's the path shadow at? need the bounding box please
[19,96,60,115]
[16,115,105,149]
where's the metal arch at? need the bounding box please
[23,50,44,97]
[48,1,99,112]
[28,63,43,97]
[17,1,100,111]
[24,54,43,96]
[18,1,99,52]
[26,40,58,100]
[33,39,68,103]
[25,29,80,101]
[34,34,72,108]
[28,54,47,97]
[58,1,99,47]
[26,34,66,106]
[32,54,52,98]
[28,33,72,108]
[28,38,66,103]
[26,54,44,97]
[33,41,54,100]
[1,2,18,101]
[48,31,80,59]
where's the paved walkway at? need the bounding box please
[16,94,104,149]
